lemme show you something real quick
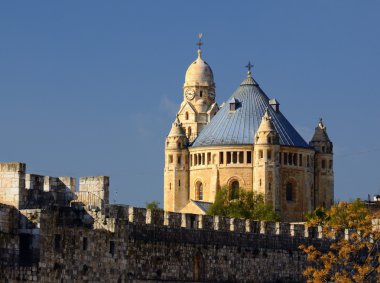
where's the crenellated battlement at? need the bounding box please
[125,206,333,240]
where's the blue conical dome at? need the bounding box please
[191,75,309,148]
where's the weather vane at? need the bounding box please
[245,61,254,76]
[196,33,203,50]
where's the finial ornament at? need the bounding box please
[245,61,254,76]
[196,33,203,50]
[318,118,325,129]
[196,33,203,58]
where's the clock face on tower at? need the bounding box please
[185,88,195,100]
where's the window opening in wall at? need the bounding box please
[212,154,216,164]
[247,151,252,164]
[202,153,205,165]
[207,152,211,165]
[284,153,288,165]
[200,91,203,97]
[227,152,232,164]
[169,183,172,191]
[231,181,239,199]
[188,127,192,137]
[194,154,198,165]
[219,152,224,164]
[267,150,272,160]
[289,153,293,165]
[198,154,202,165]
[267,137,272,144]
[177,156,182,165]
[232,152,237,163]
[185,155,188,166]
[177,142,181,149]
[286,183,293,201]
[83,237,88,251]
[259,179,262,187]
[54,234,61,252]
[259,150,263,159]
[307,155,310,167]
[195,182,203,201]
[293,154,297,166]
[299,154,303,166]
[185,112,189,120]
[322,146,326,153]
[179,180,181,187]
[329,160,333,169]
[239,152,244,163]
[269,183,271,192]
[169,155,173,164]
[322,160,326,169]
[109,241,115,257]
[279,152,282,164]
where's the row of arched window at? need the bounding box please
[193,180,296,203]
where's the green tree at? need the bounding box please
[300,200,380,283]
[207,186,279,221]
[145,200,163,211]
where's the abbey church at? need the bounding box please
[164,42,334,222]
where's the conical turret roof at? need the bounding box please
[192,73,309,148]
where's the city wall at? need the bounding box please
[33,206,331,283]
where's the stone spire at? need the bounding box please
[310,118,333,153]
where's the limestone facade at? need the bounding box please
[164,45,334,222]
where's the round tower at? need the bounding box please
[253,110,281,211]
[309,119,334,208]
[179,36,218,142]
[164,117,190,212]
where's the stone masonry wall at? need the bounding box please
[32,206,330,283]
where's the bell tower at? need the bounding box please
[310,119,334,209]
[177,34,218,143]
[164,117,189,212]
[253,110,281,212]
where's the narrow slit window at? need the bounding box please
[227,152,231,164]
[267,150,272,160]
[247,151,252,164]
[219,152,224,164]
[239,152,244,163]
[109,241,115,257]
[232,152,238,163]
[83,237,88,251]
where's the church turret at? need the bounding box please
[253,109,281,212]
[164,117,190,212]
[177,34,218,143]
[310,119,334,208]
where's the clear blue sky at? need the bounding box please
[0,1,379,206]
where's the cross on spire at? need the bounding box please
[196,33,203,50]
[245,61,254,76]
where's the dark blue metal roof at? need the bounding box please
[191,75,309,148]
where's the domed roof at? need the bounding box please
[191,74,309,148]
[184,49,215,87]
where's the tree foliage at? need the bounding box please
[300,200,380,283]
[207,186,279,221]
[145,200,163,211]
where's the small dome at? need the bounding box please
[184,50,214,87]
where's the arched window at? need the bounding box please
[188,127,192,137]
[185,112,189,120]
[231,180,239,199]
[195,182,203,200]
[286,182,293,201]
